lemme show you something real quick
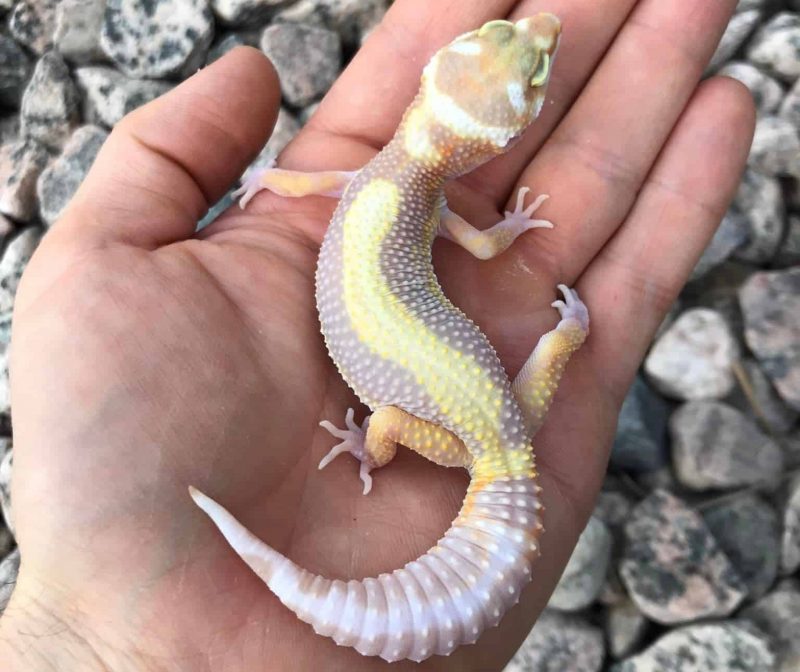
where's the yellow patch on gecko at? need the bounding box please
[342,179,504,447]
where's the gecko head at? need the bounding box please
[407,13,561,175]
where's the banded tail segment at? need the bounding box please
[189,474,543,663]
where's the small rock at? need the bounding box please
[20,52,81,152]
[100,0,214,79]
[670,401,784,491]
[748,115,800,177]
[549,516,612,611]
[506,610,604,672]
[610,375,670,472]
[605,598,649,660]
[612,621,776,672]
[0,35,33,108]
[54,0,107,65]
[0,446,10,536]
[9,0,57,55]
[740,268,800,411]
[0,227,44,313]
[741,587,800,672]
[37,125,108,226]
[775,214,800,268]
[619,489,747,624]
[719,62,784,116]
[593,490,634,533]
[747,12,800,83]
[738,0,766,8]
[702,494,780,600]
[299,101,320,125]
[0,215,11,248]
[733,169,785,263]
[707,10,763,73]
[211,0,284,26]
[75,66,171,128]
[275,0,389,46]
[644,308,739,400]
[0,140,50,222]
[0,547,19,616]
[260,23,341,107]
[727,358,799,434]
[691,209,750,281]
[781,476,800,575]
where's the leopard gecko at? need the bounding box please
[190,12,591,663]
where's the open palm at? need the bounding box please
[1,1,753,670]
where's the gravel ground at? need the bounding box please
[0,1,799,671]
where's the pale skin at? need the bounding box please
[0,0,753,670]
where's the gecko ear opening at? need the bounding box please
[531,53,550,87]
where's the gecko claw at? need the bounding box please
[503,187,553,230]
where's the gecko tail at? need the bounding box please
[188,476,543,663]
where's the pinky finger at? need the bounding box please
[576,77,755,395]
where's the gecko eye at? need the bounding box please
[531,53,550,87]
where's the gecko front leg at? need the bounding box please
[234,158,359,207]
[438,186,552,260]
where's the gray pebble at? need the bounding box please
[747,12,800,83]
[549,516,612,611]
[702,493,780,600]
[708,9,763,73]
[612,621,776,672]
[644,308,739,400]
[75,66,171,127]
[670,401,784,491]
[260,23,341,107]
[100,0,214,79]
[0,226,44,313]
[610,375,670,472]
[9,0,57,56]
[740,268,800,412]
[690,209,749,281]
[619,489,747,624]
[726,358,798,434]
[0,35,33,108]
[781,476,800,576]
[748,115,800,177]
[37,125,108,226]
[732,169,785,263]
[20,52,81,152]
[605,598,649,660]
[0,140,50,222]
[741,586,800,672]
[54,0,107,65]
[505,610,604,672]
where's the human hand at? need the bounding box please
[0,1,754,670]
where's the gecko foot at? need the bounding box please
[551,284,590,332]
[319,408,374,495]
[232,158,277,209]
[502,186,553,232]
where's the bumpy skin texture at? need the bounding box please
[191,14,590,663]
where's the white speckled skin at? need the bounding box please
[190,14,585,664]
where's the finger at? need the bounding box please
[279,0,519,171]
[462,0,640,203]
[579,77,755,397]
[512,0,738,284]
[55,47,280,250]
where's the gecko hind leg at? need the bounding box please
[438,186,552,260]
[319,406,471,495]
[234,158,359,208]
[512,285,590,439]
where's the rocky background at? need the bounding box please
[0,0,798,671]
